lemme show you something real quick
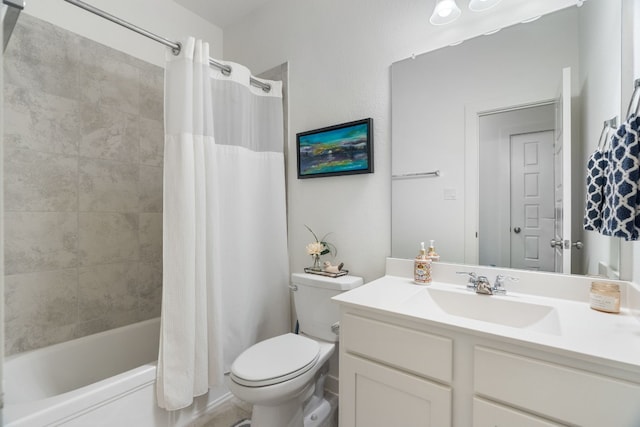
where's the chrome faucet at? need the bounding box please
[457,272,492,294]
[457,272,519,295]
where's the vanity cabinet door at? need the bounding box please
[473,397,564,427]
[340,353,452,427]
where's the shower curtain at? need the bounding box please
[157,38,290,411]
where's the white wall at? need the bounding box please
[224,0,575,283]
[21,0,223,67]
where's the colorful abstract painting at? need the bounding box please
[297,118,373,178]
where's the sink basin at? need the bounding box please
[404,287,561,335]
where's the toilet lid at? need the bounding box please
[230,333,320,387]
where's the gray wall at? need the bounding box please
[4,14,164,355]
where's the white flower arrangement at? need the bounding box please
[306,241,326,256]
[304,225,337,258]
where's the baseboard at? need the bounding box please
[325,374,339,396]
[186,391,234,427]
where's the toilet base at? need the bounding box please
[251,398,304,427]
[303,395,333,427]
[247,394,336,427]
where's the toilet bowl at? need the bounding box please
[227,273,363,427]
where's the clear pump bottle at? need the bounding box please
[427,240,440,262]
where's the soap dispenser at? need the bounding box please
[427,240,440,262]
[414,242,432,284]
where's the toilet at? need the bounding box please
[227,272,363,427]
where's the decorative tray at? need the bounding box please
[304,268,349,278]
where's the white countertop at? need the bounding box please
[333,259,640,374]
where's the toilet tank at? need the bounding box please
[291,273,363,342]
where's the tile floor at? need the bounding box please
[195,394,339,427]
[195,397,251,427]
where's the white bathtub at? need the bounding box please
[4,318,230,427]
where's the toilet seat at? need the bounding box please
[230,333,320,387]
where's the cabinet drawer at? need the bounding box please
[473,397,563,427]
[474,346,640,427]
[342,313,452,383]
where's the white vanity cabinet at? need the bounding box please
[337,307,640,427]
[339,313,453,426]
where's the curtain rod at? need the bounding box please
[63,0,271,92]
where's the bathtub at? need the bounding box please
[4,318,230,427]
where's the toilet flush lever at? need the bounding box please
[288,284,298,291]
[331,322,340,335]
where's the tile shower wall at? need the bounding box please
[3,14,164,355]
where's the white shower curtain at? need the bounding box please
[157,38,290,411]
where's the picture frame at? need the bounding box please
[296,118,374,179]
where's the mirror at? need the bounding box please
[391,0,622,276]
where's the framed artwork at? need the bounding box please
[296,118,374,179]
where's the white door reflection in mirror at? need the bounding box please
[510,131,555,271]
[478,103,556,271]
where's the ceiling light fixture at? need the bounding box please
[429,0,461,26]
[468,0,502,12]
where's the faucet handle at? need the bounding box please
[456,271,478,290]
[493,274,519,295]
[456,271,477,278]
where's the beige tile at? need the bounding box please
[4,14,81,101]
[79,158,139,212]
[139,117,164,167]
[79,212,139,265]
[139,213,162,263]
[5,322,77,356]
[79,105,140,163]
[78,262,138,322]
[4,147,78,212]
[74,310,140,339]
[138,262,162,320]
[5,211,78,275]
[139,165,163,212]
[4,83,80,155]
[3,13,170,356]
[139,63,164,121]
[77,38,140,115]
[5,269,78,354]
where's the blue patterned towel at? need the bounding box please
[584,123,613,232]
[584,148,609,231]
[601,115,640,240]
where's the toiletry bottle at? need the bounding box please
[427,240,440,262]
[414,242,432,284]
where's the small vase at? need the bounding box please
[311,254,322,271]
